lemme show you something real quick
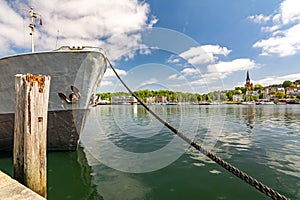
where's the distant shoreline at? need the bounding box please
[94,101,299,106]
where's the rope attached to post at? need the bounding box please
[105,57,288,200]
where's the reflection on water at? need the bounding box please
[47,146,102,200]
[245,105,255,133]
[81,104,300,200]
[81,104,299,199]
[0,146,103,200]
[1,104,299,200]
[83,149,151,200]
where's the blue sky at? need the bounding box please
[1,0,300,93]
[107,0,300,93]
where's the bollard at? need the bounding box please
[13,73,50,198]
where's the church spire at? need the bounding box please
[245,70,253,89]
[246,70,250,83]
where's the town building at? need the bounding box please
[286,87,300,95]
[277,88,285,92]
[233,94,243,102]
[111,96,137,104]
[146,96,167,104]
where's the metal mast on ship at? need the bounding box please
[28,8,42,53]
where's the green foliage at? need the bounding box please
[97,90,210,103]
[233,89,242,94]
[97,92,112,100]
[240,87,246,94]
[220,93,228,101]
[195,94,203,102]
[269,90,276,95]
[234,87,241,90]
[244,94,255,101]
[252,95,258,101]
[282,80,294,88]
[275,91,285,99]
[96,79,297,103]
[226,91,233,101]
[270,84,280,88]
[296,94,300,100]
[259,92,267,99]
[254,84,264,91]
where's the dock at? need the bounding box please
[0,170,46,200]
[0,74,49,199]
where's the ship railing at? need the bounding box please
[54,46,106,55]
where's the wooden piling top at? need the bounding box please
[0,171,46,200]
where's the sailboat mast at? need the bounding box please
[28,8,41,53]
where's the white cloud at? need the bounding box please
[251,0,300,57]
[0,1,25,54]
[248,14,271,24]
[168,74,185,80]
[100,80,114,86]
[181,68,200,76]
[254,73,300,86]
[201,45,231,56]
[167,57,180,63]
[104,68,127,78]
[207,58,257,78]
[168,44,231,66]
[169,59,255,90]
[167,67,201,84]
[280,0,300,24]
[139,78,158,87]
[167,46,255,90]
[101,68,127,87]
[254,23,300,57]
[178,46,213,65]
[0,0,157,59]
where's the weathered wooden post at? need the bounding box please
[14,73,51,198]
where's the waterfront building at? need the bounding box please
[286,87,300,95]
[277,88,285,92]
[111,96,137,104]
[146,96,167,104]
[233,94,244,102]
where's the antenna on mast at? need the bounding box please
[55,30,60,49]
[28,7,42,53]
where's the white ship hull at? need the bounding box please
[0,47,107,151]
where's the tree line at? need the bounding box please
[97,80,300,103]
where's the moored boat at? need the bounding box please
[0,9,107,151]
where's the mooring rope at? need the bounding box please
[106,57,288,200]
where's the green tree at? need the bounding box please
[252,96,258,101]
[275,91,285,99]
[259,92,267,99]
[269,90,276,95]
[235,87,246,93]
[97,92,113,100]
[195,94,202,102]
[282,80,293,88]
[270,84,280,88]
[233,89,242,95]
[244,94,253,101]
[220,93,227,101]
[296,94,300,100]
[254,84,264,91]
[241,87,247,94]
[226,91,233,101]
[170,93,177,102]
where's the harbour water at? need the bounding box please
[0,104,299,199]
